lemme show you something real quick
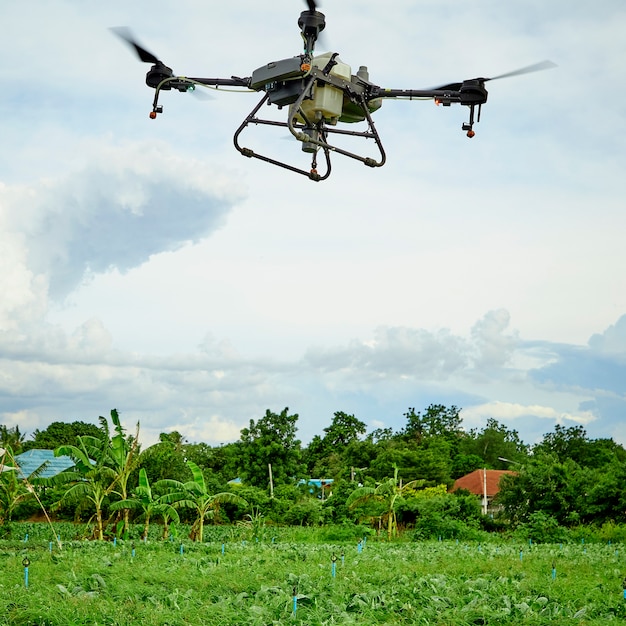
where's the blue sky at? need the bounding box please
[1,0,625,449]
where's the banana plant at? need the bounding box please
[53,433,118,541]
[346,465,423,540]
[159,461,248,542]
[110,468,179,540]
[106,409,141,537]
[0,445,32,524]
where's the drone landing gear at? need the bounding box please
[234,94,332,181]
[462,103,482,138]
[234,81,387,181]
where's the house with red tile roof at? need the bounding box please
[452,469,516,514]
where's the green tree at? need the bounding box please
[533,424,625,468]
[323,412,367,448]
[460,418,528,468]
[160,461,248,542]
[0,426,26,454]
[23,421,104,451]
[347,466,423,540]
[304,412,367,479]
[140,434,189,485]
[238,408,303,489]
[402,405,463,445]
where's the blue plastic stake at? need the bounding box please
[49,542,53,553]
[180,544,184,555]
[529,539,532,547]
[113,537,117,547]
[357,541,362,554]
[24,534,28,543]
[520,550,523,562]
[331,554,337,578]
[132,547,136,558]
[271,536,276,544]
[221,543,225,555]
[293,594,298,616]
[341,552,345,566]
[438,536,442,542]
[22,557,30,588]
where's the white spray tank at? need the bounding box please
[299,53,351,124]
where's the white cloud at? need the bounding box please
[461,401,596,428]
[1,0,625,452]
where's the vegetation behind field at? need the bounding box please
[2,404,626,544]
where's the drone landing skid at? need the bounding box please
[234,89,386,182]
[234,94,331,181]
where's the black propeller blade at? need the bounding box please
[306,0,318,12]
[433,60,556,91]
[486,59,557,82]
[111,27,162,65]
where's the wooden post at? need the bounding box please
[268,463,274,498]
[482,468,488,515]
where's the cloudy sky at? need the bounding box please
[1,0,625,450]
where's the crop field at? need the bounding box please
[1,528,625,625]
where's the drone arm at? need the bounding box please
[372,84,489,137]
[374,87,462,102]
[185,76,252,89]
[146,72,252,118]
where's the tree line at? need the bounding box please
[1,405,625,541]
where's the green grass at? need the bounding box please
[1,531,624,625]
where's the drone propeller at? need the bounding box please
[433,60,557,91]
[306,0,317,10]
[486,59,557,82]
[110,27,162,65]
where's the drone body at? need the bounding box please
[114,2,554,181]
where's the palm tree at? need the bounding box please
[110,468,180,540]
[159,461,248,542]
[346,465,423,540]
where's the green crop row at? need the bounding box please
[1,532,625,625]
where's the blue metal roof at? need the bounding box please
[15,449,75,478]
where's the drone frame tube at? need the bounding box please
[233,93,332,181]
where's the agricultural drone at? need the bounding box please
[114,1,555,181]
